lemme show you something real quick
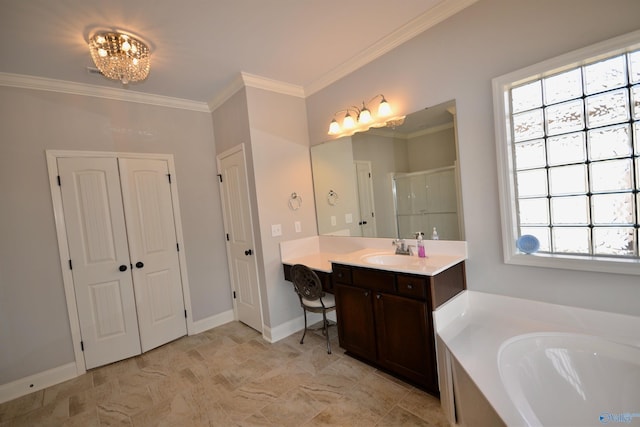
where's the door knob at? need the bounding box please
[244,249,253,256]
[119,264,128,272]
[135,261,144,269]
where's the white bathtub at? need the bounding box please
[499,332,640,427]
[434,291,640,427]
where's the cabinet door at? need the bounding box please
[334,283,376,360]
[374,292,437,392]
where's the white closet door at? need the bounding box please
[118,158,187,352]
[217,147,263,332]
[57,157,141,369]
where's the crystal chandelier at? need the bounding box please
[88,31,150,84]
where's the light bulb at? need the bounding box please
[358,107,372,124]
[121,39,131,52]
[378,98,392,117]
[328,119,340,135]
[98,48,107,57]
[343,113,355,129]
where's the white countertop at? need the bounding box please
[433,291,640,426]
[280,236,468,277]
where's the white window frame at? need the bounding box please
[493,29,640,276]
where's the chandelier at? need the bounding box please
[88,31,150,84]
[328,94,405,137]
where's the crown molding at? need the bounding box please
[207,72,306,113]
[305,0,478,95]
[0,72,211,112]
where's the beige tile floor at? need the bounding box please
[0,321,448,426]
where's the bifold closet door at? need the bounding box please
[118,158,186,352]
[58,156,187,369]
[57,157,142,369]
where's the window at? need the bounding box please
[493,30,640,275]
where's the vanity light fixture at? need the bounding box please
[88,30,151,84]
[327,94,405,137]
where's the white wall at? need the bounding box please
[305,0,640,316]
[244,86,318,333]
[0,87,231,384]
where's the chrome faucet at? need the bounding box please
[392,239,412,255]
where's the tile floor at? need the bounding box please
[0,321,448,426]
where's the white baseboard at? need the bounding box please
[262,312,336,343]
[0,362,78,404]
[189,309,235,335]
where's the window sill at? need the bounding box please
[505,251,640,276]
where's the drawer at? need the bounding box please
[397,274,427,299]
[332,264,352,285]
[352,267,395,293]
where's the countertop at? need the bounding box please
[433,291,640,426]
[282,248,466,276]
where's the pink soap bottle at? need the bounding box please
[417,232,426,258]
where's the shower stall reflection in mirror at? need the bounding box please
[393,164,462,240]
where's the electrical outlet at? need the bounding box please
[294,221,302,233]
[331,216,336,226]
[345,213,353,223]
[271,224,282,237]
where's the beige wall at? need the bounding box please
[0,87,230,383]
[305,0,640,316]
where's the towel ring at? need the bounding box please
[288,192,302,210]
[327,190,339,206]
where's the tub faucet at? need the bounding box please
[392,239,411,255]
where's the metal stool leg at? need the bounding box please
[322,310,331,354]
[300,309,308,344]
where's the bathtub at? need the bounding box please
[433,291,640,427]
[499,332,640,427]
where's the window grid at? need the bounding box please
[510,51,640,258]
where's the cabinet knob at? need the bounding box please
[245,249,253,256]
[135,261,144,269]
[376,294,381,300]
[119,264,128,272]
[407,284,413,289]
[364,291,369,297]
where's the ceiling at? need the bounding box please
[0,0,474,108]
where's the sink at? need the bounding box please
[362,254,421,266]
[498,332,640,426]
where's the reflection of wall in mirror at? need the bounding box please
[310,137,361,236]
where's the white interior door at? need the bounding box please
[57,157,141,369]
[355,161,377,237]
[118,158,187,352]
[217,146,263,332]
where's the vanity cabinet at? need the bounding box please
[333,261,465,395]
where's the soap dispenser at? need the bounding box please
[417,232,426,258]
[431,227,439,240]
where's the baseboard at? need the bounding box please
[0,362,78,404]
[262,312,336,343]
[189,309,235,335]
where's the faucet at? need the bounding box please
[392,239,412,255]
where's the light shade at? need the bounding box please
[378,97,392,117]
[89,31,150,84]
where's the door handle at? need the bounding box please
[245,249,253,256]
[135,261,144,269]
[119,264,128,272]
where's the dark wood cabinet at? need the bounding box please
[333,261,465,395]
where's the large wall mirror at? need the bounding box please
[310,99,464,240]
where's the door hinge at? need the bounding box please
[233,291,236,299]
[176,243,180,252]
[167,173,172,184]
[80,341,84,351]
[217,174,223,183]
[226,233,230,241]
[68,259,73,270]
[184,309,187,319]
[57,175,61,186]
